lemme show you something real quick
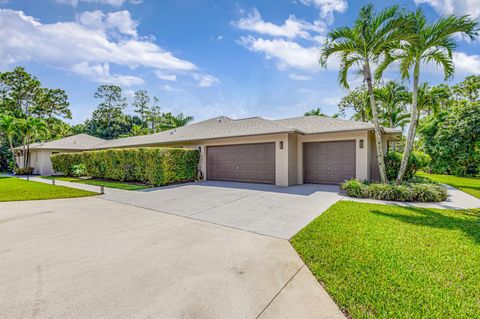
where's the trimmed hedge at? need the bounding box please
[342,179,448,202]
[51,147,200,186]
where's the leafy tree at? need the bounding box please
[0,66,41,117]
[338,85,372,122]
[378,9,478,183]
[304,108,326,116]
[31,88,71,120]
[320,4,407,183]
[0,115,19,168]
[146,97,162,133]
[453,75,480,102]
[374,81,410,129]
[130,124,149,136]
[132,90,150,125]
[419,101,480,175]
[90,85,128,139]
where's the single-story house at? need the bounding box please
[15,115,401,186]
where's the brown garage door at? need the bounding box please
[303,140,356,184]
[207,143,275,184]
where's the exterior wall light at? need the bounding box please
[279,141,284,150]
[359,139,364,149]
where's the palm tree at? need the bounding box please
[160,113,194,130]
[374,81,410,129]
[304,108,326,116]
[377,9,478,183]
[18,117,48,167]
[320,4,409,183]
[0,115,19,168]
[417,83,451,117]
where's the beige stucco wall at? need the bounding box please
[296,130,370,184]
[17,149,81,176]
[17,129,390,186]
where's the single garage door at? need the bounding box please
[207,143,275,184]
[303,140,356,184]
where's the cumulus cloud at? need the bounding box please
[72,62,144,86]
[299,0,347,22]
[453,52,480,74]
[232,8,325,39]
[414,0,480,19]
[0,9,196,86]
[193,73,220,87]
[239,36,321,70]
[55,0,140,7]
[77,10,138,36]
[155,71,177,81]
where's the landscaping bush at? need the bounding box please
[51,147,200,187]
[51,152,84,176]
[71,163,87,177]
[385,151,431,181]
[342,179,447,202]
[14,166,35,175]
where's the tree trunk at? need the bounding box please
[396,61,420,184]
[8,137,18,169]
[364,62,387,183]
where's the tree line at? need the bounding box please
[0,67,193,171]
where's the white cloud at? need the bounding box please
[299,0,347,22]
[239,36,321,70]
[193,73,220,87]
[71,62,144,86]
[0,9,196,86]
[414,0,480,19]
[232,8,325,39]
[289,73,312,80]
[155,71,177,81]
[55,0,139,7]
[453,52,480,74]
[77,10,138,36]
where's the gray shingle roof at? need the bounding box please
[24,115,401,151]
[18,134,106,150]
[99,116,296,149]
[274,116,375,134]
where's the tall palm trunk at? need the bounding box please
[364,62,387,183]
[396,61,420,184]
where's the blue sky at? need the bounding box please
[0,0,479,124]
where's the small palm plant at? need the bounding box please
[320,4,412,183]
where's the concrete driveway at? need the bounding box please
[103,181,343,239]
[0,197,344,319]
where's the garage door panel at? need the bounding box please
[207,143,275,184]
[303,140,356,184]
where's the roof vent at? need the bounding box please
[217,118,222,123]
[170,129,176,135]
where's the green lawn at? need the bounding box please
[291,201,480,319]
[0,177,97,201]
[418,172,480,199]
[41,176,152,191]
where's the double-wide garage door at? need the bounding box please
[303,140,356,184]
[206,143,275,184]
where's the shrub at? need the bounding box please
[385,151,431,181]
[342,179,367,197]
[14,166,35,175]
[51,147,200,187]
[51,152,83,176]
[342,179,447,202]
[71,163,87,177]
